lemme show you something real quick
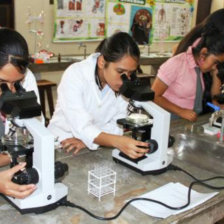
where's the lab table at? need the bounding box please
[1,114,224,224]
[29,55,170,74]
[29,58,79,73]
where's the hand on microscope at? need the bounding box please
[0,153,11,166]
[0,162,36,199]
[94,133,149,159]
[61,137,87,155]
[114,135,150,159]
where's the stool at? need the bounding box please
[37,79,57,123]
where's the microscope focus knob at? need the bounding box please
[55,161,68,180]
[168,135,175,147]
[12,168,39,185]
[147,139,158,154]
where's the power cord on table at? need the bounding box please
[59,164,224,221]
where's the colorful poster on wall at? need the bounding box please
[53,0,106,42]
[53,0,194,43]
[150,0,194,41]
[106,1,154,45]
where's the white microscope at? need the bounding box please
[112,75,174,175]
[0,83,68,214]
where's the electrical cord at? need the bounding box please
[59,164,224,221]
[169,164,224,190]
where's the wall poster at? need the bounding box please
[53,0,106,42]
[153,0,194,41]
[53,0,194,43]
[106,0,154,45]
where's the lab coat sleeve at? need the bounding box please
[58,66,102,150]
[100,96,128,135]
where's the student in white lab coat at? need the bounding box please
[48,32,150,159]
[0,28,39,199]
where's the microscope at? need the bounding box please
[112,75,174,175]
[0,83,68,214]
[203,83,224,131]
[208,62,224,129]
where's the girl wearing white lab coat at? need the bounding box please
[0,28,38,199]
[48,32,149,159]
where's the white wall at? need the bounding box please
[14,0,198,116]
[211,0,224,12]
[14,0,98,56]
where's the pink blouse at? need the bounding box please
[157,45,205,110]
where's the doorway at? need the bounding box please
[0,0,14,28]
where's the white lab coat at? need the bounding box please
[22,68,40,104]
[48,53,128,150]
[22,68,44,122]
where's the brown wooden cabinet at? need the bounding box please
[0,0,14,28]
[196,0,212,24]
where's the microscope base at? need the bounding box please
[3,195,67,214]
[113,157,172,175]
[3,182,68,214]
[112,148,173,175]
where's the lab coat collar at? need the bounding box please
[82,53,113,104]
[82,53,100,82]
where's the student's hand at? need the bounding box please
[115,136,150,159]
[61,137,87,155]
[179,109,197,122]
[0,163,36,199]
[0,153,11,166]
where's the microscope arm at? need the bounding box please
[134,101,171,165]
[4,118,68,213]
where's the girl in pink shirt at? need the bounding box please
[173,9,224,115]
[152,26,224,122]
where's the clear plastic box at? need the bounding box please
[88,166,116,201]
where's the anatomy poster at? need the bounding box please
[54,0,106,41]
[53,0,194,43]
[153,0,194,41]
[106,1,154,45]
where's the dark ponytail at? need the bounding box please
[95,32,140,63]
[193,25,224,56]
[174,22,205,56]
